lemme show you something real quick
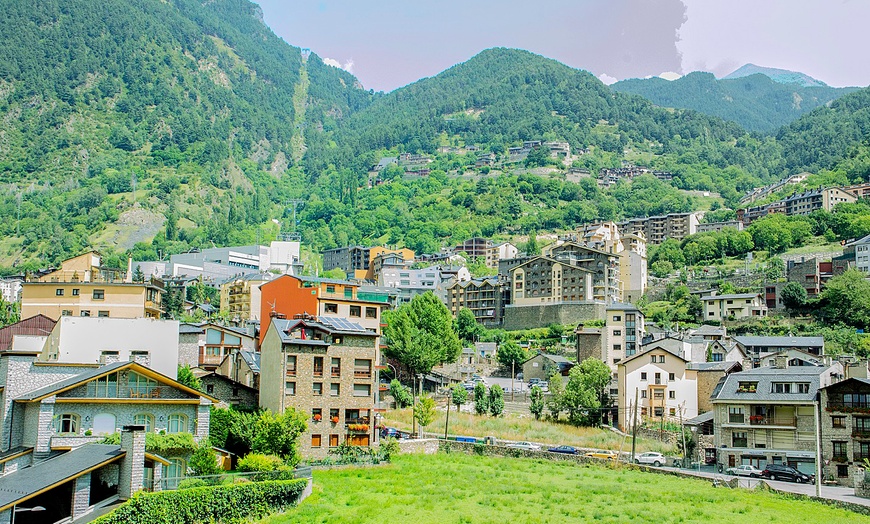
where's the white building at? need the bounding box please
[137,241,301,281]
[701,293,768,322]
[846,233,870,274]
[0,276,24,303]
[617,345,698,431]
[38,317,180,379]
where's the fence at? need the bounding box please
[157,466,312,491]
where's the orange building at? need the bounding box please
[258,275,391,345]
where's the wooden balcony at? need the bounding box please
[354,369,372,379]
[331,366,341,377]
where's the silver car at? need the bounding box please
[634,452,666,467]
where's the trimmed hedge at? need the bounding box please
[91,478,308,524]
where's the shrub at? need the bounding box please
[379,437,400,461]
[237,453,284,472]
[177,478,208,490]
[189,443,221,477]
[91,479,308,524]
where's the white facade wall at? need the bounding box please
[39,317,180,379]
[618,350,698,431]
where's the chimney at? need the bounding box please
[126,257,133,283]
[119,425,146,499]
[774,355,788,369]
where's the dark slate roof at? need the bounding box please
[712,366,827,403]
[179,323,205,335]
[701,293,759,301]
[820,377,870,391]
[14,361,131,401]
[0,444,124,511]
[606,302,642,311]
[685,411,714,425]
[0,446,31,463]
[0,314,56,351]
[692,325,726,335]
[240,350,260,373]
[620,344,687,366]
[733,336,824,348]
[688,361,741,372]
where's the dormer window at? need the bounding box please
[737,381,758,393]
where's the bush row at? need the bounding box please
[91,478,308,524]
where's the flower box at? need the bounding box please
[330,416,339,424]
[313,414,322,422]
[347,423,370,432]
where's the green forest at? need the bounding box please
[0,0,869,271]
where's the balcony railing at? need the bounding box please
[852,429,870,439]
[313,369,324,378]
[199,355,223,366]
[331,367,341,377]
[354,369,372,379]
[749,416,796,427]
[286,368,297,377]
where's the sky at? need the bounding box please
[255,0,870,92]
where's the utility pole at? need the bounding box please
[444,390,451,439]
[815,394,822,497]
[511,361,515,402]
[631,388,639,463]
[679,403,687,469]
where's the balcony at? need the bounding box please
[286,368,297,377]
[354,369,372,379]
[852,429,870,439]
[313,369,324,378]
[748,416,796,427]
[331,366,341,377]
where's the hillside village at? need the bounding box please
[1,160,870,521]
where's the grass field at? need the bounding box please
[383,408,676,454]
[265,453,867,524]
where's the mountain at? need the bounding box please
[611,71,857,133]
[0,0,375,267]
[723,63,828,88]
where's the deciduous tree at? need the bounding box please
[529,385,544,420]
[383,292,462,377]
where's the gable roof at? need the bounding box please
[0,314,56,351]
[701,293,760,301]
[711,365,827,403]
[509,255,595,273]
[820,377,870,391]
[240,350,260,373]
[15,361,218,403]
[733,335,824,348]
[199,372,259,394]
[688,361,742,372]
[620,344,687,366]
[0,444,125,512]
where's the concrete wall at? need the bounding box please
[503,302,604,331]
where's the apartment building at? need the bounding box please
[617,346,699,431]
[543,242,621,303]
[617,212,701,245]
[844,234,870,274]
[259,275,390,345]
[21,252,164,321]
[322,246,415,278]
[710,360,840,474]
[696,221,744,233]
[701,293,768,322]
[733,335,825,358]
[820,378,870,485]
[446,277,507,327]
[260,316,379,458]
[784,187,857,216]
[453,238,518,269]
[219,272,275,322]
[509,256,594,306]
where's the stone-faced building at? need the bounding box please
[521,353,574,382]
[820,378,870,486]
[177,323,256,371]
[260,316,379,459]
[446,277,508,328]
[710,362,838,474]
[216,349,261,390]
[0,350,214,522]
[197,372,259,410]
[689,361,742,414]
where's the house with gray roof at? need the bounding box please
[710,359,842,475]
[734,335,825,357]
[819,378,870,485]
[522,353,575,382]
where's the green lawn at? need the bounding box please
[384,408,676,454]
[265,453,868,524]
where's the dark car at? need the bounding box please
[760,464,815,484]
[547,445,578,455]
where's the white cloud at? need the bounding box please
[322,57,342,68]
[658,71,682,81]
[322,57,355,74]
[342,59,355,74]
[598,73,618,85]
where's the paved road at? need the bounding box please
[657,465,870,507]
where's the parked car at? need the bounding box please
[634,452,666,467]
[537,381,549,392]
[380,427,411,440]
[506,441,541,451]
[725,464,762,478]
[462,382,476,391]
[547,445,578,455]
[585,450,618,461]
[528,378,541,387]
[760,464,815,484]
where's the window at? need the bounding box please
[326,285,336,294]
[654,373,661,384]
[55,288,65,296]
[353,384,371,397]
[55,413,80,434]
[833,441,847,460]
[329,434,339,447]
[72,288,80,296]
[313,357,324,377]
[669,391,676,399]
[613,344,621,351]
[654,407,663,417]
[324,303,338,314]
[669,408,676,417]
[650,356,656,363]
[668,373,675,381]
[312,434,322,447]
[771,383,791,394]
[331,357,341,377]
[349,305,361,317]
[286,355,297,376]
[838,465,850,478]
[613,330,622,336]
[164,458,186,487]
[732,431,748,448]
[332,336,343,345]
[712,353,724,362]
[168,414,188,433]
[89,372,119,397]
[640,372,647,381]
[658,355,665,363]
[206,384,214,394]
[62,310,72,316]
[796,383,810,394]
[832,416,846,428]
[93,289,105,300]
[129,372,157,397]
[133,414,154,432]
[312,408,322,421]
[613,316,621,322]
[366,307,378,319]
[98,310,110,317]
[330,383,340,396]
[313,383,323,396]
[728,407,745,424]
[80,309,91,317]
[285,382,296,395]
[737,382,757,393]
[855,417,870,434]
[640,390,647,399]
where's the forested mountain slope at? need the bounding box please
[611,72,857,133]
[0,0,373,266]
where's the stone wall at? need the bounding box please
[397,438,440,455]
[200,374,258,410]
[503,302,605,331]
[177,333,200,368]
